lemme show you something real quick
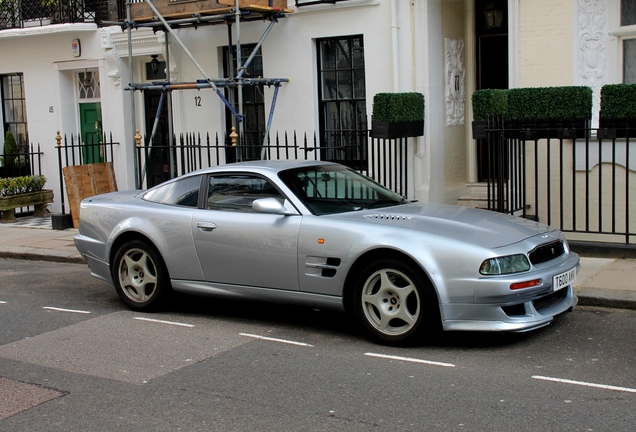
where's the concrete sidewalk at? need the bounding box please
[0,217,634,310]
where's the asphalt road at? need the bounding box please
[1,258,635,431]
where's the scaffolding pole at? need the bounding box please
[122,0,291,177]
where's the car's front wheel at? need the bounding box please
[353,259,439,345]
[112,240,171,311]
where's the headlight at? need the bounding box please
[480,254,530,275]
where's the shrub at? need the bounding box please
[372,92,425,123]
[599,84,636,119]
[472,89,508,121]
[0,175,47,196]
[507,86,592,121]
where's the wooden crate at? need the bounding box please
[63,162,118,228]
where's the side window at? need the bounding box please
[142,175,201,207]
[207,174,282,212]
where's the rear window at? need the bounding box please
[142,175,201,207]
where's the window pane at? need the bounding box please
[337,70,352,99]
[324,101,340,129]
[625,39,636,83]
[143,175,201,207]
[322,71,337,99]
[336,40,351,69]
[321,40,336,70]
[352,38,365,68]
[622,0,636,26]
[353,69,366,99]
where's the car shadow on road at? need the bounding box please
[163,291,560,349]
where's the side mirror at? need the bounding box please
[252,198,297,216]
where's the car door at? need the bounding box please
[192,173,301,290]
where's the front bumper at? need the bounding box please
[440,252,580,332]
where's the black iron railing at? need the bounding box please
[0,0,110,29]
[135,130,410,198]
[482,124,635,244]
[55,132,118,214]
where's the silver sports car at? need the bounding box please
[75,160,579,344]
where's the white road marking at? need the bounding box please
[133,317,195,328]
[533,375,636,393]
[239,333,314,347]
[364,352,456,368]
[43,306,91,314]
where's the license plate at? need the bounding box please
[553,268,576,291]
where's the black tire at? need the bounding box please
[352,259,439,345]
[111,240,171,311]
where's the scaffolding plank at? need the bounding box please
[131,0,292,22]
[63,162,118,229]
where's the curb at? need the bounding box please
[0,251,86,265]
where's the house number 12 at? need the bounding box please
[195,96,202,107]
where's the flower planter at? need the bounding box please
[370,120,424,139]
[598,118,636,138]
[0,189,54,223]
[472,120,488,140]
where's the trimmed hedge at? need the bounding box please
[472,89,508,121]
[472,87,593,122]
[372,92,425,123]
[506,86,593,121]
[599,84,636,119]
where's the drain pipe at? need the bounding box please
[391,0,400,91]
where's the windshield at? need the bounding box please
[279,165,406,215]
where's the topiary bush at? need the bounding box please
[371,92,425,139]
[599,84,636,120]
[472,89,508,121]
[506,87,592,121]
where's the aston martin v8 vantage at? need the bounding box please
[74,160,579,344]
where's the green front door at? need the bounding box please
[79,102,103,164]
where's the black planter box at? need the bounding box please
[51,213,74,230]
[598,118,636,138]
[472,121,488,139]
[371,120,424,139]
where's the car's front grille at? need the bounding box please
[528,240,565,265]
[533,287,568,311]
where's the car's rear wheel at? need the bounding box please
[353,259,438,345]
[112,240,170,311]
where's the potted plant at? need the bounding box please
[0,175,54,223]
[370,92,425,139]
[507,86,592,139]
[599,84,636,138]
[471,89,507,139]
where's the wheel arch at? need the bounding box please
[109,231,164,271]
[342,248,440,313]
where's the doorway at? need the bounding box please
[143,90,170,187]
[475,0,508,181]
[79,102,102,164]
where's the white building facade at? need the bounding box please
[0,0,634,219]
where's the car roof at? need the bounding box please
[184,160,340,176]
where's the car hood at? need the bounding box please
[332,202,556,249]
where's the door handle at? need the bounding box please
[196,222,217,232]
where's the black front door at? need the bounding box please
[143,90,170,187]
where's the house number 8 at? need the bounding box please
[195,96,202,107]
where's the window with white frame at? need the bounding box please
[621,0,636,83]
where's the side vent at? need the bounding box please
[305,256,341,278]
